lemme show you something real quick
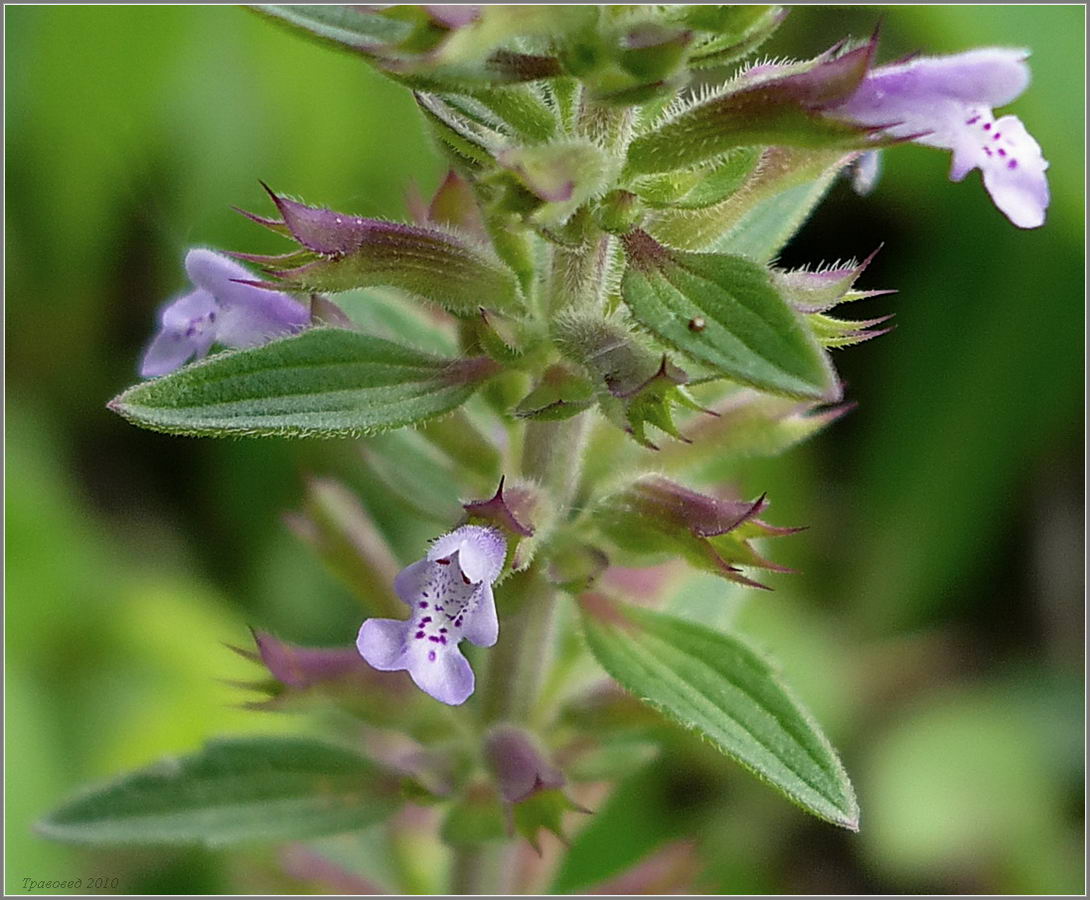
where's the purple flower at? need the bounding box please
[140,248,309,377]
[357,525,506,706]
[831,48,1049,228]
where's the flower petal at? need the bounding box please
[428,525,507,584]
[837,48,1030,124]
[184,248,308,348]
[140,289,219,376]
[185,247,255,293]
[851,150,882,196]
[978,115,1049,229]
[356,618,409,670]
[140,329,203,377]
[214,292,309,348]
[394,559,434,606]
[158,287,218,329]
[832,48,1048,228]
[405,642,475,706]
[462,583,498,648]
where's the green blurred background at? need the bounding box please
[5,5,1083,894]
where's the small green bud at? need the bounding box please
[514,364,596,421]
[496,139,611,226]
[595,189,644,235]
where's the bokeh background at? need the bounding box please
[6,4,1084,894]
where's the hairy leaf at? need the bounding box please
[253,5,413,51]
[621,232,836,400]
[37,736,401,847]
[580,598,859,829]
[109,328,498,438]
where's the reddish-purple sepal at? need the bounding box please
[593,475,801,588]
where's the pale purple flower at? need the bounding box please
[357,525,506,706]
[140,248,309,377]
[832,48,1049,228]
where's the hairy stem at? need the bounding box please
[479,417,590,725]
[450,846,487,895]
[451,417,590,894]
[448,89,622,897]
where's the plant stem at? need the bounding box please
[450,845,486,895]
[451,416,590,894]
[479,417,589,726]
[449,94,618,893]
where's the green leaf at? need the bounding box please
[359,429,465,525]
[416,91,501,173]
[109,328,498,438]
[514,364,596,421]
[252,5,413,51]
[713,168,839,261]
[685,6,786,69]
[335,287,457,356]
[645,147,847,257]
[283,476,404,618]
[466,84,558,142]
[549,760,701,893]
[579,597,859,829]
[636,148,761,211]
[659,391,851,475]
[37,736,402,847]
[620,232,836,400]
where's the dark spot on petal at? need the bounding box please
[966,115,980,125]
[984,147,993,156]
[461,573,471,584]
[437,558,451,566]
[439,627,447,633]
[1008,159,1018,169]
[419,602,428,609]
[422,616,432,624]
[416,631,425,639]
[983,122,992,130]
[429,635,440,642]
[440,636,447,644]
[993,133,1001,140]
[998,148,1006,156]
[428,650,436,661]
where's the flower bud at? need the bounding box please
[495,139,610,226]
[236,184,521,315]
[594,475,801,588]
[483,725,565,804]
